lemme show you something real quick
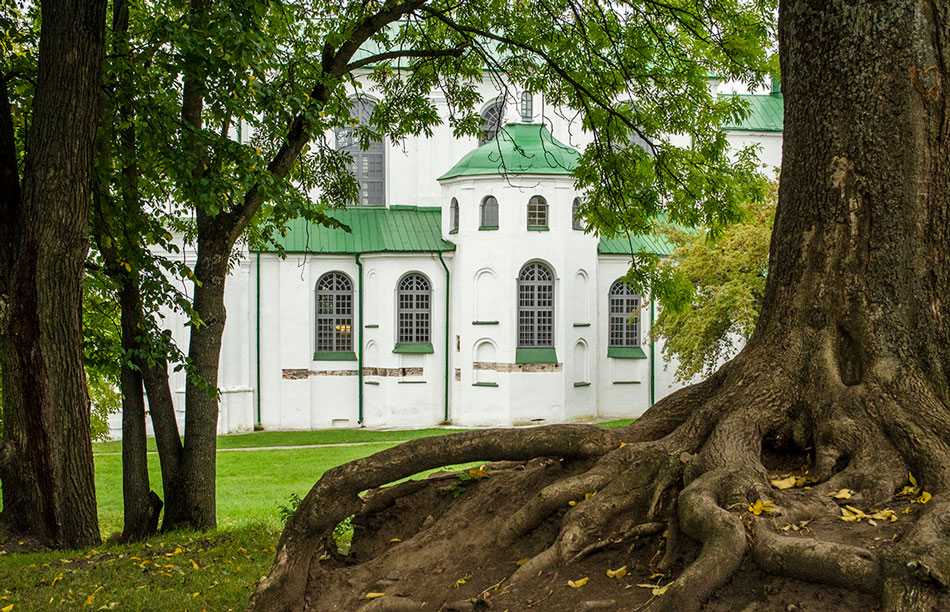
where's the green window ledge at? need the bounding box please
[449,228,459,234]
[364,324,379,329]
[613,380,642,385]
[516,347,558,364]
[478,225,499,231]
[313,351,357,361]
[398,380,427,384]
[472,382,499,387]
[364,381,380,386]
[472,320,499,326]
[573,322,591,328]
[573,382,591,387]
[608,346,647,359]
[393,342,434,354]
[527,226,549,231]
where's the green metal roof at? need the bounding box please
[438,123,580,180]
[598,232,672,256]
[261,206,455,254]
[722,93,784,133]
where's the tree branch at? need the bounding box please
[345,47,464,71]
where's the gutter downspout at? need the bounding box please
[438,251,450,423]
[355,253,364,425]
[255,250,261,426]
[649,298,656,407]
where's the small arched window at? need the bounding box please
[518,262,554,347]
[315,272,354,353]
[480,100,504,145]
[335,98,384,206]
[609,280,641,347]
[480,195,499,228]
[527,195,548,229]
[572,198,584,230]
[450,198,460,232]
[398,274,431,343]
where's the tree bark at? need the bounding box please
[0,0,107,548]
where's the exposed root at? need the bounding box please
[355,596,426,611]
[750,519,881,592]
[882,499,950,612]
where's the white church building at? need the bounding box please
[149,78,783,435]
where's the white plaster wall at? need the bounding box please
[726,131,783,175]
[441,174,600,426]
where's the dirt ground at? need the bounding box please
[302,455,948,611]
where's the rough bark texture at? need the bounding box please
[0,0,107,549]
[247,1,950,611]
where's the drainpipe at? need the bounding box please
[355,253,364,425]
[649,298,656,406]
[255,250,261,426]
[437,251,450,423]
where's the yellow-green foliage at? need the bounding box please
[654,182,776,381]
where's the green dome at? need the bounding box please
[438,123,580,180]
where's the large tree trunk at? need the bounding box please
[248,1,950,611]
[0,0,107,548]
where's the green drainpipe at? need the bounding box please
[355,253,364,425]
[649,298,656,406]
[255,250,261,426]
[438,251,450,423]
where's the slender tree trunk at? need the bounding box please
[0,0,107,548]
[140,340,184,529]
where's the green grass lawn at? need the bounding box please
[1,420,635,611]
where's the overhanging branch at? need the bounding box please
[346,47,464,71]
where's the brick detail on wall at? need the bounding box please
[282,367,424,379]
[473,361,563,373]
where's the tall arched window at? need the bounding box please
[336,98,384,206]
[450,198,460,232]
[479,100,504,145]
[315,272,353,353]
[518,262,554,347]
[609,280,641,347]
[572,197,584,230]
[480,195,499,228]
[398,274,431,343]
[527,195,548,229]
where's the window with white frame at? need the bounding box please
[479,100,503,145]
[572,197,584,230]
[335,98,384,206]
[518,262,554,347]
[398,274,431,343]
[609,279,641,347]
[480,195,499,228]
[315,272,353,352]
[450,198,459,232]
[527,195,548,229]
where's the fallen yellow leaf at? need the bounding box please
[568,501,578,506]
[191,560,199,570]
[770,475,805,490]
[515,558,531,566]
[606,566,628,579]
[468,469,488,479]
[365,592,386,599]
[390,538,401,543]
[192,592,200,599]
[567,577,589,588]
[585,492,596,500]
[909,472,918,488]
[85,594,96,605]
[828,489,852,500]
[916,491,932,504]
[653,584,670,596]
[748,499,776,515]
[2,604,13,612]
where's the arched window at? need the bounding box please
[398,274,431,343]
[336,98,384,206]
[315,272,353,352]
[572,197,584,230]
[480,195,499,228]
[518,262,554,347]
[527,195,548,229]
[609,280,641,347]
[479,100,504,145]
[450,198,460,232]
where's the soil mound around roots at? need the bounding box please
[295,457,945,611]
